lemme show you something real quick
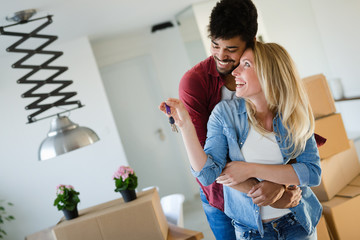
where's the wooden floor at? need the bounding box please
[183,194,215,240]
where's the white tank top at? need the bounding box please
[241,126,291,220]
[221,85,237,100]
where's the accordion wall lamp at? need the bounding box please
[0,9,99,161]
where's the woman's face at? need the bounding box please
[232,48,263,100]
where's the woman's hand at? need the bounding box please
[216,161,252,185]
[158,98,192,129]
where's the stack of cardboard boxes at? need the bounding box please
[303,74,360,239]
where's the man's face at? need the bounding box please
[210,36,247,76]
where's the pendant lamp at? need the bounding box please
[1,10,100,161]
[38,115,99,161]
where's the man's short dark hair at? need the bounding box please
[208,0,258,47]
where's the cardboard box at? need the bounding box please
[311,140,360,201]
[322,185,360,239]
[349,174,360,187]
[27,223,204,240]
[303,74,336,119]
[317,215,331,240]
[52,188,168,240]
[315,113,350,159]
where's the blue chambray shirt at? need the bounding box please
[191,98,322,236]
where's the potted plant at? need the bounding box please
[0,200,15,239]
[53,184,80,220]
[113,166,138,202]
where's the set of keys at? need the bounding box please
[165,103,178,133]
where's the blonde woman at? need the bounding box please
[159,41,321,239]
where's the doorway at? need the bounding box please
[100,54,197,199]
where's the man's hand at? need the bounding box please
[247,181,285,206]
[270,185,302,209]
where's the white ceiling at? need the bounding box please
[0,0,205,44]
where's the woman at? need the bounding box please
[159,41,321,239]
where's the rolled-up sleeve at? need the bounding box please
[292,134,322,187]
[191,155,224,186]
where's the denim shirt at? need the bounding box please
[191,98,322,236]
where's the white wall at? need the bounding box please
[311,0,360,97]
[311,0,360,136]
[253,0,360,135]
[192,0,217,56]
[253,0,331,79]
[0,36,128,239]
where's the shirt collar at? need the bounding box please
[238,98,248,114]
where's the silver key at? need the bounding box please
[169,116,178,133]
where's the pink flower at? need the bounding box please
[113,166,135,181]
[122,173,129,181]
[56,184,77,195]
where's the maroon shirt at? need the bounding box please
[179,56,326,212]
[179,56,226,211]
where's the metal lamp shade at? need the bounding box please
[38,116,99,161]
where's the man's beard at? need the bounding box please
[216,66,236,76]
[214,56,239,76]
[216,62,239,76]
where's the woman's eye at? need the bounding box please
[245,62,250,67]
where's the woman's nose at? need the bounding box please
[232,65,241,76]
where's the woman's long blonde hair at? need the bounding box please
[246,41,314,158]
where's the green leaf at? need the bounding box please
[5,216,14,221]
[54,187,80,211]
[53,198,60,206]
[114,174,138,191]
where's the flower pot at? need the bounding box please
[120,189,137,202]
[62,206,79,220]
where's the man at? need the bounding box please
[179,0,308,238]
